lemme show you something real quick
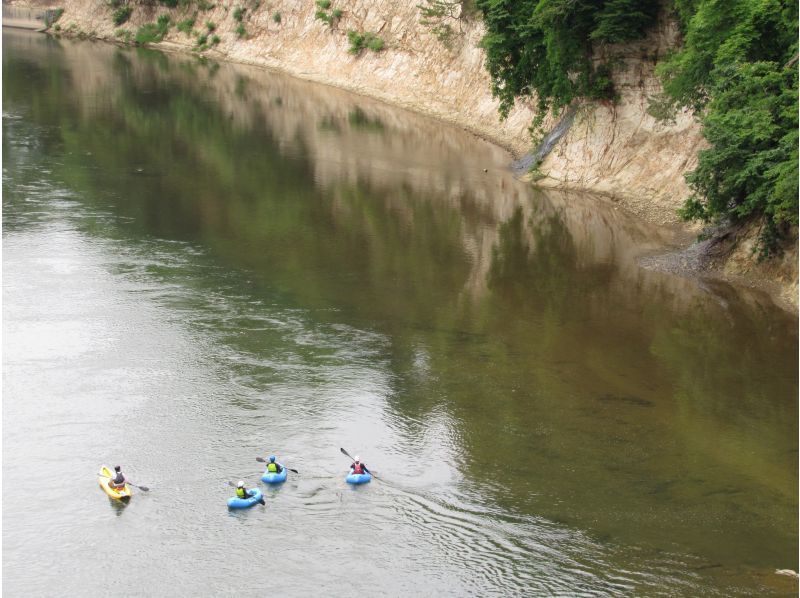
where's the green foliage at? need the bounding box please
[235,23,246,37]
[47,8,64,25]
[418,0,466,46]
[366,35,384,52]
[657,0,797,111]
[211,33,221,44]
[589,0,658,42]
[135,15,170,44]
[206,20,216,32]
[315,1,341,27]
[160,0,178,7]
[196,0,214,10]
[646,92,678,124]
[528,166,545,181]
[658,0,798,254]
[476,0,657,119]
[272,11,281,23]
[112,6,132,26]
[135,25,162,44]
[418,0,461,21]
[176,16,196,34]
[233,6,245,21]
[678,61,798,253]
[347,30,384,54]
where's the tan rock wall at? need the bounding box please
[536,16,707,227]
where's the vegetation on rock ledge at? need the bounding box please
[477,0,798,256]
[660,0,798,256]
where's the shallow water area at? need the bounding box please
[3,29,798,596]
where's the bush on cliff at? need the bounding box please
[476,0,798,256]
[658,0,798,255]
[135,14,170,44]
[112,6,132,25]
[476,0,658,120]
[347,30,384,54]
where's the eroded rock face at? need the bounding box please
[36,0,705,227]
[535,16,706,227]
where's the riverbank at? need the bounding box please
[4,0,797,312]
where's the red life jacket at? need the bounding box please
[352,462,364,474]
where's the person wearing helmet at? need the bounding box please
[235,481,249,499]
[235,481,265,504]
[109,465,126,489]
[350,456,370,476]
[265,455,284,474]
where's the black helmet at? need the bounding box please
[114,465,121,472]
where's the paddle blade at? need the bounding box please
[340,447,355,461]
[256,457,266,463]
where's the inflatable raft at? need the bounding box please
[261,467,288,484]
[227,488,263,509]
[346,469,372,485]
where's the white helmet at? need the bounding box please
[237,480,244,487]
[354,456,360,462]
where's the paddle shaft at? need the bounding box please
[99,474,149,492]
[255,457,298,474]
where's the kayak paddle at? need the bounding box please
[255,456,298,474]
[99,474,149,492]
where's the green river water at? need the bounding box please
[3,29,798,596]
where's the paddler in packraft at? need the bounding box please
[265,455,284,474]
[350,456,371,476]
[235,481,248,498]
[236,480,266,505]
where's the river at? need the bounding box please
[3,29,797,596]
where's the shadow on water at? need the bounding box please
[107,497,130,516]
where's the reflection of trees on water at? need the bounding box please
[488,206,614,317]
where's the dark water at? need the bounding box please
[3,29,797,596]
